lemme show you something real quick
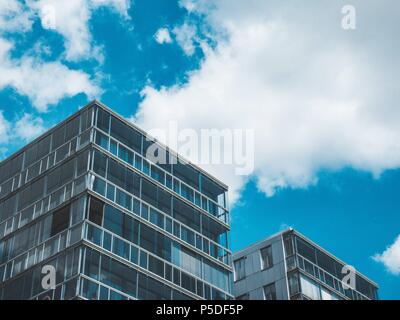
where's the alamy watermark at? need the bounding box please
[341,264,356,290]
[144,121,255,176]
[341,5,357,30]
[41,265,56,291]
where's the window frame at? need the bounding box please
[260,245,273,270]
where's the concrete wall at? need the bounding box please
[233,233,289,300]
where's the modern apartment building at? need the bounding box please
[0,100,233,300]
[233,228,378,300]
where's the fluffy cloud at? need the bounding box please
[373,235,400,275]
[173,23,197,56]
[135,0,400,203]
[154,28,172,44]
[0,111,11,144]
[27,0,131,61]
[14,113,46,142]
[0,38,100,112]
[0,0,33,33]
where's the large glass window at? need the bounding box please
[46,159,75,194]
[97,107,110,133]
[142,178,171,214]
[260,246,273,270]
[110,116,142,153]
[288,272,300,297]
[173,160,199,189]
[263,283,277,300]
[284,234,294,257]
[0,153,23,185]
[89,197,104,226]
[52,125,66,151]
[18,177,45,211]
[234,257,246,281]
[300,274,321,300]
[296,237,316,263]
[65,116,80,141]
[104,204,124,237]
[200,175,225,204]
[107,159,140,196]
[98,252,137,297]
[25,135,51,168]
[50,205,70,236]
[173,197,200,232]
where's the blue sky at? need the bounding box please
[0,0,399,299]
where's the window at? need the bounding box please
[234,258,246,281]
[107,158,139,195]
[200,174,224,203]
[300,274,321,300]
[116,189,132,211]
[237,293,249,300]
[173,160,199,189]
[110,116,142,153]
[52,125,66,151]
[46,159,74,194]
[25,135,51,168]
[263,283,277,300]
[119,145,133,164]
[296,237,316,263]
[141,178,157,208]
[181,272,196,294]
[288,272,300,297]
[148,255,164,278]
[260,246,273,269]
[76,150,89,176]
[65,116,80,141]
[104,205,123,236]
[100,254,137,297]
[173,197,200,232]
[0,154,23,185]
[89,197,104,226]
[97,107,110,133]
[50,205,70,236]
[96,131,109,149]
[284,235,294,257]
[80,108,91,132]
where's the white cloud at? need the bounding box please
[173,23,197,56]
[0,111,11,144]
[27,0,131,61]
[14,113,46,142]
[0,38,100,112]
[135,0,400,204]
[0,0,33,33]
[154,28,172,44]
[373,235,400,275]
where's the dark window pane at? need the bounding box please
[93,150,107,177]
[104,205,123,237]
[173,197,200,232]
[52,125,66,151]
[97,108,110,133]
[260,246,273,269]
[89,197,104,226]
[173,160,199,189]
[141,178,157,208]
[110,116,142,153]
[76,150,89,176]
[65,116,80,141]
[51,205,70,236]
[296,237,316,263]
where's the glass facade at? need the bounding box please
[232,229,378,300]
[284,231,378,300]
[0,101,233,300]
